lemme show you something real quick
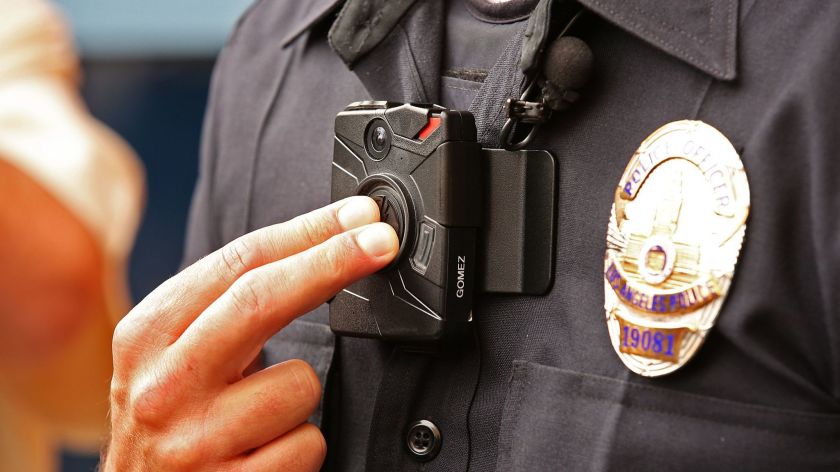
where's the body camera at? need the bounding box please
[330,101,481,345]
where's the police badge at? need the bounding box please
[604,121,750,377]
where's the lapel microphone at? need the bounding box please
[541,35,593,112]
[501,7,594,150]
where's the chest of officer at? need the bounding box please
[198,0,840,469]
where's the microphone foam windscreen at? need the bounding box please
[542,36,594,90]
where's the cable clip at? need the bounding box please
[504,97,549,125]
[500,80,543,150]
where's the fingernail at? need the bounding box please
[356,224,397,257]
[337,197,377,230]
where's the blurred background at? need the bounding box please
[65,0,253,468]
[0,1,251,470]
[59,0,251,305]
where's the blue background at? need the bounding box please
[55,0,253,58]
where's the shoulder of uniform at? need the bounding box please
[227,0,342,50]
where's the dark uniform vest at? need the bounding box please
[183,0,840,470]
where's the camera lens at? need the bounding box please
[371,126,388,152]
[365,119,391,160]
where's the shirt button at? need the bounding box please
[406,419,441,462]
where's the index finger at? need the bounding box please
[173,222,398,376]
[124,197,381,344]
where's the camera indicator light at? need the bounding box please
[417,116,442,141]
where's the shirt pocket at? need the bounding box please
[263,311,335,428]
[495,360,840,472]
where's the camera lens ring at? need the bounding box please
[364,118,392,161]
[356,175,412,266]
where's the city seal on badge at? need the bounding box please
[604,120,750,377]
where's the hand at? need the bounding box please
[104,197,398,471]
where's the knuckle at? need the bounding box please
[111,317,134,356]
[127,369,177,427]
[112,315,145,361]
[218,237,255,281]
[319,235,356,281]
[295,213,333,248]
[109,376,129,411]
[154,435,206,471]
[228,272,268,321]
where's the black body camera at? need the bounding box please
[330,101,481,345]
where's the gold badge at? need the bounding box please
[604,121,750,377]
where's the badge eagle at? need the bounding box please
[604,121,750,377]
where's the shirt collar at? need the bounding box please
[280,0,345,48]
[576,0,739,80]
[281,0,739,81]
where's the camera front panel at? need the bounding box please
[330,102,481,344]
